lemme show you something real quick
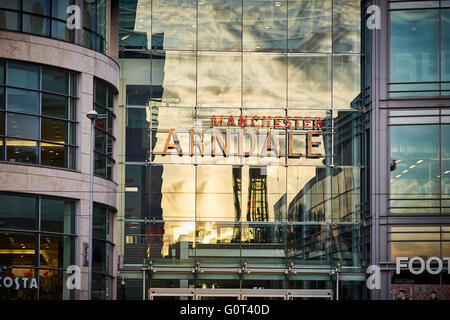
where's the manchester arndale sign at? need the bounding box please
[156,115,324,159]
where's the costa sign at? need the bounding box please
[157,115,324,159]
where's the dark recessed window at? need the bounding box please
[94,79,115,180]
[0,60,78,169]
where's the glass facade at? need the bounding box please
[94,78,115,180]
[92,204,114,300]
[0,60,77,169]
[119,0,364,299]
[0,0,109,54]
[382,1,450,301]
[0,192,75,300]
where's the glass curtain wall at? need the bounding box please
[119,0,364,297]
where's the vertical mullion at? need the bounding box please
[4,61,8,161]
[36,196,42,300]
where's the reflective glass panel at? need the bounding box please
[42,93,68,119]
[390,10,439,83]
[333,55,361,109]
[8,63,40,90]
[243,53,286,108]
[390,125,440,206]
[391,242,440,261]
[243,0,286,52]
[7,89,40,114]
[7,113,39,139]
[0,194,37,230]
[288,0,332,53]
[22,0,50,15]
[198,52,241,108]
[22,14,50,37]
[42,68,69,95]
[332,0,360,53]
[198,0,242,51]
[41,198,74,234]
[288,54,331,109]
[153,51,196,107]
[0,61,4,84]
[151,0,197,50]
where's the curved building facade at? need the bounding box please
[0,0,119,300]
[118,0,366,300]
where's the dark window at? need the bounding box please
[94,79,115,180]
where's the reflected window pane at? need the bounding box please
[95,153,107,177]
[95,80,107,107]
[151,0,196,50]
[288,55,331,109]
[198,52,241,108]
[126,108,150,162]
[0,88,3,111]
[0,111,4,135]
[7,113,39,139]
[23,0,50,15]
[0,0,20,9]
[7,89,40,114]
[390,10,439,84]
[243,0,286,52]
[287,224,327,261]
[197,166,241,222]
[288,0,332,53]
[243,53,286,108]
[22,14,50,37]
[42,68,69,95]
[242,166,286,222]
[332,0,361,53]
[93,205,108,240]
[8,63,40,90]
[41,118,67,144]
[391,241,440,261]
[442,125,450,201]
[42,93,68,119]
[7,139,38,164]
[390,125,440,203]
[51,0,71,20]
[41,198,74,234]
[0,194,37,230]
[333,55,360,109]
[199,0,242,51]
[0,61,4,84]
[153,51,196,107]
[443,10,450,83]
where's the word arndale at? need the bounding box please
[157,115,324,159]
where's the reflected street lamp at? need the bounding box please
[86,110,98,300]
